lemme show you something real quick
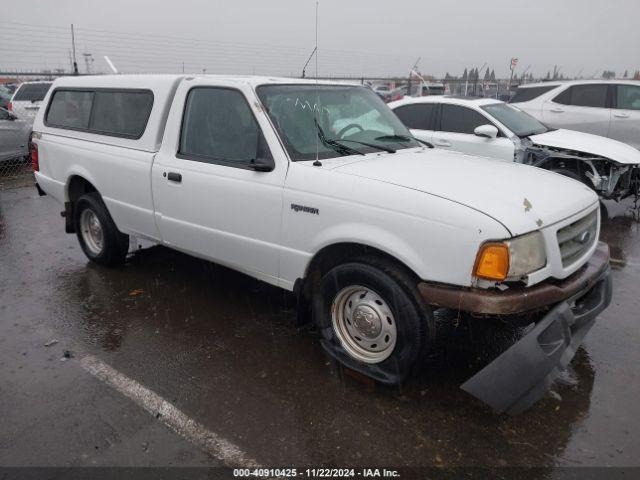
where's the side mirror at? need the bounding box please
[474,124,499,139]
[249,133,274,171]
[249,158,274,172]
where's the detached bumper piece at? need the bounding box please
[461,261,612,415]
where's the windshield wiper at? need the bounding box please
[375,134,434,149]
[325,138,366,156]
[315,120,364,157]
[334,139,396,154]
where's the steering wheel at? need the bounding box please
[336,123,364,139]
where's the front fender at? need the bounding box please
[309,222,427,279]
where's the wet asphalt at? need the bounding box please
[0,180,639,471]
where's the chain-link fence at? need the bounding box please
[0,82,36,185]
[0,155,31,178]
[1,83,39,184]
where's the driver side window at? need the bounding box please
[439,105,490,134]
[179,87,272,168]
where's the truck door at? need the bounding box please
[152,83,286,284]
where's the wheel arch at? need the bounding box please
[298,241,422,301]
[67,174,98,204]
[64,172,100,233]
[536,156,588,176]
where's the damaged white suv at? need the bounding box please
[390,96,640,200]
[32,75,612,414]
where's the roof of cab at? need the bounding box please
[50,74,362,89]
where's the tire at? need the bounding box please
[74,192,129,266]
[313,259,434,385]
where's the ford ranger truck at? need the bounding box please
[31,75,612,414]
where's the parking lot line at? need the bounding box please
[80,355,260,468]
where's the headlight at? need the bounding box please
[506,231,547,277]
[474,231,546,281]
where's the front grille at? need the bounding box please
[557,210,598,267]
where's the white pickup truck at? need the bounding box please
[32,75,612,414]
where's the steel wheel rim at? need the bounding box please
[331,285,397,364]
[80,209,104,255]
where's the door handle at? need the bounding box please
[166,172,182,183]
[614,113,630,119]
[434,139,452,147]
[549,108,564,113]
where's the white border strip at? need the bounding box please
[81,355,260,467]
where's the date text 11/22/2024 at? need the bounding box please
[233,468,400,477]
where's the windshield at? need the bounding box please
[256,84,419,161]
[481,103,548,137]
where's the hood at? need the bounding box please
[529,129,640,165]
[331,149,598,237]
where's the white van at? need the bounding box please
[31,75,612,414]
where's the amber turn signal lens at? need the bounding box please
[473,243,510,281]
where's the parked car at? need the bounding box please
[32,75,612,414]
[0,107,31,163]
[9,81,53,122]
[373,84,402,103]
[389,96,640,200]
[2,83,18,93]
[0,86,12,110]
[422,82,445,96]
[510,80,640,150]
[407,82,446,97]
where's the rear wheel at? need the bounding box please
[313,259,433,385]
[74,192,129,266]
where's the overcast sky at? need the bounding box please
[2,0,639,78]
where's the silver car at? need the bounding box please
[0,108,31,162]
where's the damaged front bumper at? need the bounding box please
[419,242,612,415]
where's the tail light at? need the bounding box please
[8,102,12,111]
[30,142,39,172]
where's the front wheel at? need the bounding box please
[74,192,129,266]
[313,260,433,385]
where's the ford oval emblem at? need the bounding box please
[577,231,592,244]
